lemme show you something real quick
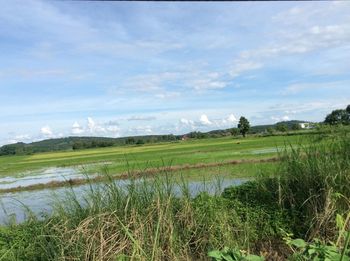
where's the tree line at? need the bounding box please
[1,105,348,156]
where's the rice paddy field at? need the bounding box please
[0,134,306,178]
[0,134,301,223]
[0,134,310,194]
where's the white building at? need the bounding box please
[299,122,313,129]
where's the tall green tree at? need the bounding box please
[324,105,350,125]
[238,116,250,137]
[276,123,288,132]
[291,123,301,131]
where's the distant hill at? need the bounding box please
[202,120,310,137]
[0,135,180,156]
[250,120,310,133]
[0,120,312,156]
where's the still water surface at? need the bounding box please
[0,171,248,224]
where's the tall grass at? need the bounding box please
[274,131,350,240]
[0,172,282,260]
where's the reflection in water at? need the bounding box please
[0,167,98,190]
[0,177,248,224]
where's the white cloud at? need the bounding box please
[268,100,350,117]
[176,118,196,132]
[105,126,120,137]
[221,114,238,126]
[40,126,53,137]
[284,110,298,115]
[15,134,31,140]
[124,72,180,93]
[282,115,290,121]
[87,117,95,130]
[270,116,280,123]
[282,81,349,95]
[127,115,157,121]
[71,122,84,135]
[199,114,212,125]
[190,72,228,90]
[106,126,120,132]
[7,134,32,144]
[70,118,121,137]
[105,120,119,126]
[179,118,194,126]
[228,7,350,78]
[272,3,350,27]
[229,61,262,78]
[227,114,238,123]
[127,125,153,135]
[270,115,290,123]
[79,40,183,59]
[155,91,181,99]
[87,117,106,134]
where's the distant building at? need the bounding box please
[299,122,314,129]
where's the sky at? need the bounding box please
[1,1,350,145]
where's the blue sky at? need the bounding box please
[1,1,350,145]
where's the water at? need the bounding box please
[0,177,247,224]
[0,167,97,190]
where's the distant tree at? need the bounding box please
[345,104,350,124]
[276,123,288,132]
[238,117,250,137]
[324,107,350,125]
[230,128,240,136]
[291,123,302,131]
[126,137,135,144]
[188,131,208,139]
[136,139,145,145]
[266,127,274,135]
[0,145,17,155]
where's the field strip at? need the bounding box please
[0,156,278,193]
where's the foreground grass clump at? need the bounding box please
[0,175,287,260]
[277,132,350,240]
[220,131,350,259]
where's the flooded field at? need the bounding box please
[0,166,97,190]
[0,177,248,224]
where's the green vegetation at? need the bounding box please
[0,135,181,156]
[238,116,250,137]
[276,123,288,132]
[324,105,350,126]
[0,134,305,176]
[0,172,289,260]
[0,120,312,157]
[208,247,264,260]
[0,127,349,260]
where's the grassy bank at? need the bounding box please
[0,130,349,260]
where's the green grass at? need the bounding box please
[161,161,277,182]
[0,134,306,177]
[0,172,290,260]
[0,130,349,260]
